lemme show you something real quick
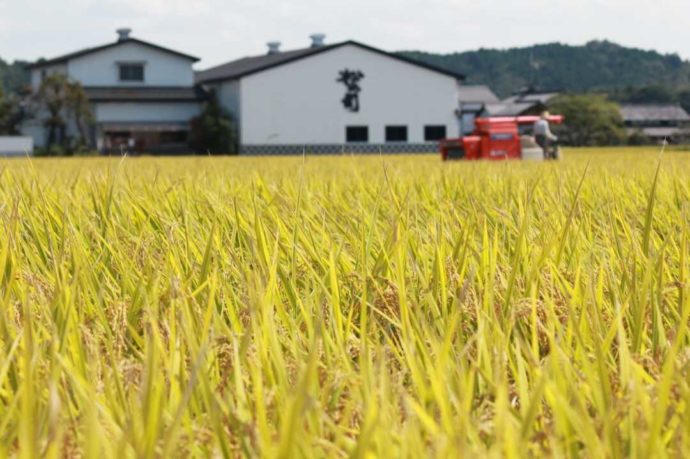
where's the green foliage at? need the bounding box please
[677,89,690,114]
[0,58,30,95]
[190,91,237,154]
[31,73,94,154]
[0,86,25,135]
[400,40,690,98]
[549,94,626,146]
[609,85,677,104]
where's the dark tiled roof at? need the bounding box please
[28,38,199,69]
[501,92,559,105]
[195,40,465,84]
[484,101,542,116]
[620,104,690,122]
[83,86,206,102]
[458,85,499,104]
[483,91,559,116]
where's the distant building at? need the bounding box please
[455,86,560,134]
[485,88,560,117]
[196,35,465,154]
[22,29,204,153]
[457,85,499,134]
[619,104,690,143]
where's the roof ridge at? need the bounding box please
[196,40,464,84]
[28,37,199,69]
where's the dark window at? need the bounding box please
[160,131,188,144]
[346,126,368,143]
[119,63,144,82]
[425,125,447,141]
[385,125,408,142]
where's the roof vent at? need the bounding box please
[117,28,132,41]
[310,33,326,48]
[267,41,281,54]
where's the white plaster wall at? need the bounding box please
[239,44,460,144]
[94,102,200,122]
[19,120,46,148]
[68,42,195,87]
[30,64,68,90]
[0,136,34,155]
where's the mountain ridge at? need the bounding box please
[398,40,690,98]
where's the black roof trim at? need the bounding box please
[196,40,465,84]
[28,38,200,69]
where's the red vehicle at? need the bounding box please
[440,115,564,160]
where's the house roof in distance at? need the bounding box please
[484,88,561,116]
[458,85,499,104]
[195,40,466,84]
[620,104,690,122]
[28,30,200,69]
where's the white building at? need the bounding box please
[196,35,465,154]
[23,29,203,153]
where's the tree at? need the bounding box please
[190,91,237,154]
[678,89,690,115]
[548,94,626,146]
[0,86,25,135]
[31,73,93,153]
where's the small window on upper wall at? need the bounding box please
[346,126,368,142]
[425,125,447,141]
[119,63,144,82]
[385,125,408,142]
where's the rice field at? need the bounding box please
[1,147,689,457]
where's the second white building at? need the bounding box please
[196,35,465,154]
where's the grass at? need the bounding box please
[0,146,689,457]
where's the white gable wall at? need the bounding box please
[30,64,68,90]
[68,42,195,87]
[239,44,460,145]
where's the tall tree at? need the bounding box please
[190,91,237,154]
[548,95,626,146]
[0,86,24,135]
[31,73,93,152]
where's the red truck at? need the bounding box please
[440,115,564,160]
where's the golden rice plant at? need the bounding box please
[0,147,689,457]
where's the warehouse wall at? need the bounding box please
[239,44,460,147]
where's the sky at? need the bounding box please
[1,0,689,69]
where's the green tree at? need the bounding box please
[190,91,237,154]
[678,89,690,115]
[32,73,93,153]
[0,86,25,135]
[548,94,626,146]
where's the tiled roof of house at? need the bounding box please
[620,104,690,122]
[195,41,465,84]
[28,37,199,69]
[483,90,560,116]
[458,85,499,104]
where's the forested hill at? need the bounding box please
[399,40,690,98]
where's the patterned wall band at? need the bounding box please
[240,143,439,155]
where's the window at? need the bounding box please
[346,126,368,143]
[425,125,447,141]
[119,63,144,82]
[385,125,408,142]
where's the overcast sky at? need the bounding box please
[1,0,688,69]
